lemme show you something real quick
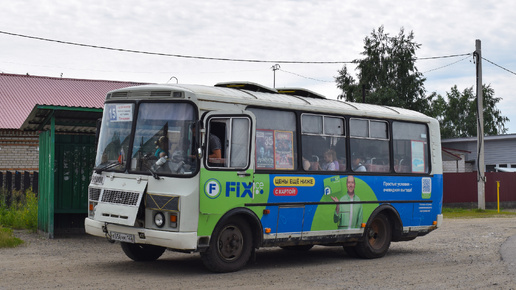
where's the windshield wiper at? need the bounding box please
[94,162,121,174]
[148,167,161,180]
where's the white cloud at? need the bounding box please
[1,0,515,132]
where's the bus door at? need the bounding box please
[199,112,255,217]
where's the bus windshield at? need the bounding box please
[130,102,197,175]
[94,102,197,175]
[94,103,134,172]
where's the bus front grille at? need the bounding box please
[101,190,140,206]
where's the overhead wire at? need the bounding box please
[0,30,471,65]
[482,57,516,76]
[422,54,471,74]
[2,30,513,83]
[0,30,353,64]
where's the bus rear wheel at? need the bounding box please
[121,242,166,261]
[201,217,252,272]
[355,213,391,259]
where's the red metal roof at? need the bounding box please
[0,73,147,129]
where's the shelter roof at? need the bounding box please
[0,73,147,129]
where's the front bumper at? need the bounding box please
[85,218,198,251]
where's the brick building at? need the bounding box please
[0,130,39,172]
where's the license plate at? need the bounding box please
[110,232,135,243]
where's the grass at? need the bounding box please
[0,226,24,248]
[0,189,38,248]
[443,207,516,219]
[0,189,38,231]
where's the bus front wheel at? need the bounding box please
[120,242,166,261]
[201,217,252,272]
[355,213,392,259]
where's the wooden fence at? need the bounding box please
[0,171,38,206]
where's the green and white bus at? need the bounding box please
[85,82,443,272]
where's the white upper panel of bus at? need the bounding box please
[106,82,432,122]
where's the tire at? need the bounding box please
[120,242,166,261]
[200,217,253,273]
[280,245,314,251]
[355,213,392,259]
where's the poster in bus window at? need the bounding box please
[274,130,294,170]
[411,140,425,173]
[256,129,275,169]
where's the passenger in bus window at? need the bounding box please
[302,156,311,170]
[331,175,363,229]
[302,155,321,171]
[208,133,222,159]
[352,153,366,172]
[207,132,224,166]
[322,149,339,171]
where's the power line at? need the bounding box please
[0,30,472,65]
[482,57,516,76]
[278,68,333,83]
[423,54,471,74]
[0,30,352,64]
[416,53,471,60]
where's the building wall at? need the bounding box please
[442,136,516,172]
[0,129,39,172]
[443,153,466,172]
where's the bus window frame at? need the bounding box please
[300,113,346,173]
[391,120,432,175]
[204,114,253,171]
[247,106,298,173]
[127,99,199,178]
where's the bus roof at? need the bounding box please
[106,82,433,123]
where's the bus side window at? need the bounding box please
[207,117,251,169]
[350,118,390,173]
[207,119,226,167]
[393,121,429,174]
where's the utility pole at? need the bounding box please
[475,39,486,210]
[271,64,280,88]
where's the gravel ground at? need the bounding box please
[1,218,516,289]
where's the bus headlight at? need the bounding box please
[154,212,165,228]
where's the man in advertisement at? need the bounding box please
[331,175,363,229]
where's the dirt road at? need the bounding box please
[1,218,516,289]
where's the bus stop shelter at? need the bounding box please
[21,105,102,238]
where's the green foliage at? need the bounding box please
[0,226,24,248]
[336,26,433,115]
[0,189,38,232]
[435,84,509,139]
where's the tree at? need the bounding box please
[335,26,433,115]
[436,84,509,139]
[335,26,509,138]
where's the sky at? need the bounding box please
[1,0,515,133]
